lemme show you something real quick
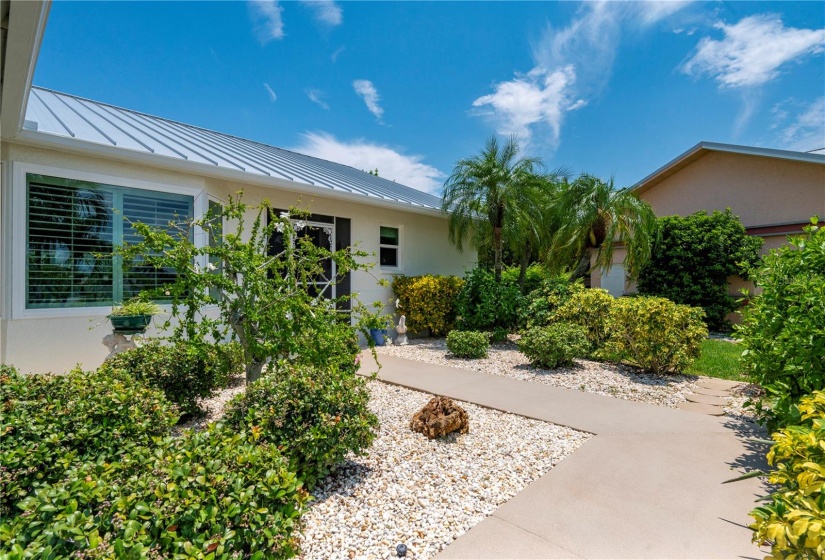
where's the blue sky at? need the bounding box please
[34,1,825,194]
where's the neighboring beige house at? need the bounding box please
[0,2,474,373]
[594,142,825,318]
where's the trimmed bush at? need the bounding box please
[0,423,308,559]
[224,364,378,488]
[0,366,176,516]
[605,296,707,374]
[446,330,489,359]
[518,323,589,369]
[737,220,825,429]
[553,288,615,355]
[637,209,762,330]
[455,267,523,332]
[501,263,548,295]
[102,339,242,417]
[748,390,825,558]
[518,276,585,329]
[392,274,464,336]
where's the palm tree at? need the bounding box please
[548,174,656,282]
[442,135,546,283]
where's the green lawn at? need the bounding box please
[686,339,748,382]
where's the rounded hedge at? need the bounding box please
[446,330,490,359]
[224,364,378,488]
[518,323,589,369]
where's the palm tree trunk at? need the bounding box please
[570,247,593,282]
[493,226,503,283]
[518,240,531,293]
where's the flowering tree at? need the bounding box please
[119,193,381,384]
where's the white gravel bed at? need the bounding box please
[375,338,755,419]
[175,374,245,433]
[299,380,590,560]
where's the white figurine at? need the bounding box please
[395,314,408,346]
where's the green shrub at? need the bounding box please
[0,367,176,516]
[605,296,707,374]
[455,267,523,332]
[748,390,825,558]
[518,275,584,329]
[518,323,589,369]
[737,220,825,430]
[392,274,464,336]
[291,319,362,375]
[0,423,308,559]
[224,364,378,488]
[102,339,241,417]
[446,330,490,359]
[501,263,548,294]
[637,209,763,330]
[553,288,614,355]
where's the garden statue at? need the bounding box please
[102,332,139,359]
[395,314,408,346]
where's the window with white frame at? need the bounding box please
[25,173,193,309]
[379,226,399,268]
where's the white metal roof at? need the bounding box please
[22,86,444,212]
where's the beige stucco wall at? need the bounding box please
[1,143,475,373]
[638,151,825,227]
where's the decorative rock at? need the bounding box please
[686,393,729,406]
[677,402,725,416]
[397,543,408,557]
[410,396,469,439]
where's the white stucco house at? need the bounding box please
[0,1,474,373]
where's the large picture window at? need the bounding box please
[26,173,193,309]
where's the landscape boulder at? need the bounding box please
[410,396,469,439]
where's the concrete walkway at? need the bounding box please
[361,353,768,559]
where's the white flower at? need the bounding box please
[279,211,290,219]
[274,222,285,233]
[395,298,401,308]
[206,262,217,271]
[164,290,171,296]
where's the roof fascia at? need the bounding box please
[10,130,446,218]
[0,0,49,140]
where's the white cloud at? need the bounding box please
[472,66,585,146]
[292,132,445,194]
[305,88,330,110]
[777,97,825,152]
[353,79,384,122]
[300,0,342,27]
[682,14,825,88]
[263,83,277,103]
[472,1,692,147]
[331,46,345,63]
[248,0,285,43]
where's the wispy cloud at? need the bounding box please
[263,83,277,103]
[353,80,384,122]
[472,66,586,146]
[473,1,692,147]
[774,97,825,152]
[305,88,330,110]
[682,14,825,88]
[300,0,342,27]
[331,46,345,63]
[248,0,285,44]
[292,132,445,194]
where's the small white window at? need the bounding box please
[379,226,399,268]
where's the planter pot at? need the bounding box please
[109,314,152,334]
[369,328,388,346]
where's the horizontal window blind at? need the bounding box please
[26,173,193,309]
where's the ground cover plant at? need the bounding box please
[737,219,825,429]
[0,365,176,517]
[518,323,589,369]
[686,339,746,381]
[392,274,463,336]
[638,209,762,330]
[446,330,489,358]
[605,296,707,374]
